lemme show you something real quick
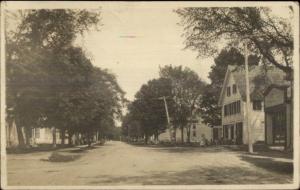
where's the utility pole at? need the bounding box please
[158,96,173,142]
[244,41,253,153]
[162,96,170,124]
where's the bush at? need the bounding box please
[46,152,81,162]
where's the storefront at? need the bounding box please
[264,84,292,148]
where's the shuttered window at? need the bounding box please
[224,100,241,117]
[227,87,231,96]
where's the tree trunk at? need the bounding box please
[68,130,73,146]
[155,130,159,142]
[87,132,92,147]
[16,125,25,148]
[144,133,148,145]
[52,127,57,148]
[61,129,66,145]
[181,126,184,144]
[187,125,191,143]
[174,128,177,143]
[98,131,102,141]
[74,132,79,145]
[7,119,13,147]
[96,131,99,142]
[24,127,31,147]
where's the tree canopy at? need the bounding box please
[160,65,206,143]
[176,7,293,75]
[122,78,173,143]
[123,66,206,144]
[6,9,124,147]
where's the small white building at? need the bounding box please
[6,122,67,147]
[159,116,213,143]
[31,128,65,145]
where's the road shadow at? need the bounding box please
[226,145,293,159]
[6,144,73,154]
[62,144,103,153]
[7,142,106,155]
[157,147,230,153]
[134,145,231,154]
[87,165,292,185]
[41,151,82,162]
[40,144,103,161]
[131,144,293,159]
[67,148,88,153]
[239,155,293,175]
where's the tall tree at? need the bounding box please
[176,7,293,77]
[121,113,144,141]
[5,9,104,147]
[159,65,206,143]
[124,78,173,144]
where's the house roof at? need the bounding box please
[218,65,288,106]
[263,84,290,96]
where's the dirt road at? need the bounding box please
[7,141,293,186]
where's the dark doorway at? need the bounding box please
[230,125,234,140]
[272,110,286,145]
[236,122,243,145]
[223,125,229,139]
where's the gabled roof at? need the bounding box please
[218,65,288,106]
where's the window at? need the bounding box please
[193,131,196,137]
[192,124,196,129]
[233,102,236,114]
[224,105,229,116]
[224,125,229,139]
[224,101,241,117]
[237,101,241,113]
[233,84,237,94]
[227,86,231,96]
[253,100,262,110]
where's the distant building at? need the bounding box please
[6,122,67,147]
[31,128,65,145]
[264,83,292,149]
[218,65,286,145]
[159,116,213,143]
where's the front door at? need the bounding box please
[272,111,286,145]
[236,122,243,145]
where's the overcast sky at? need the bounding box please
[78,4,214,101]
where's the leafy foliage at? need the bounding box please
[123,66,206,143]
[159,65,206,142]
[122,78,173,143]
[6,9,124,147]
[176,7,293,75]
